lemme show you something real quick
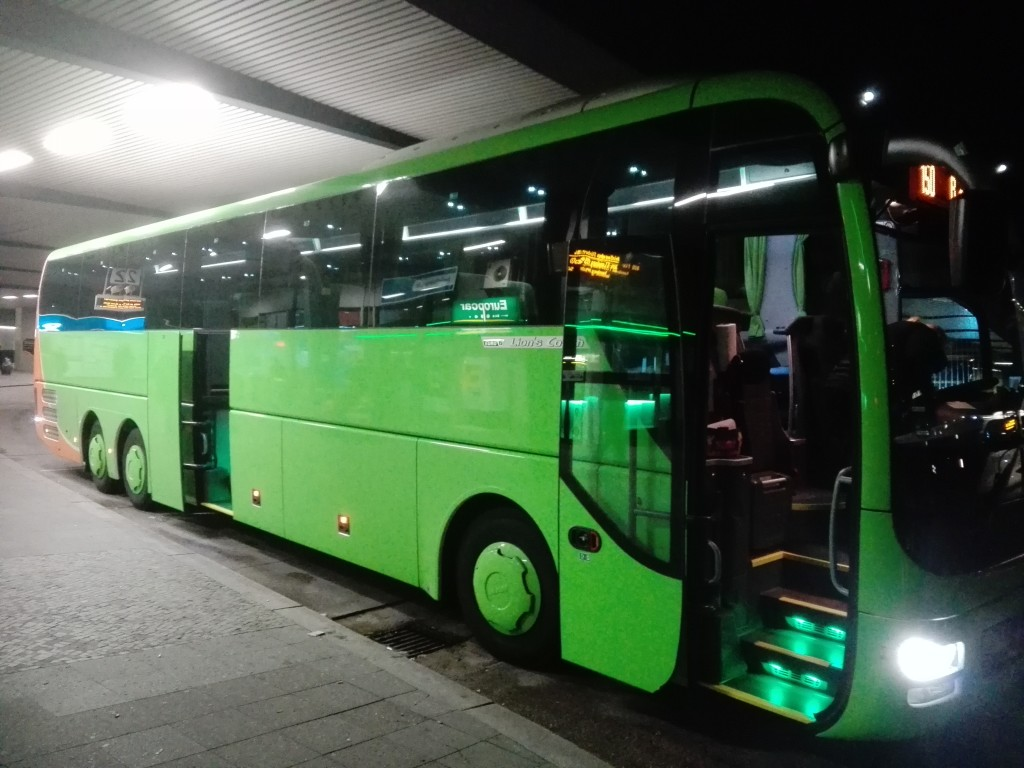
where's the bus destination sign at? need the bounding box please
[910,164,962,205]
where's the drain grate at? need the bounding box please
[367,621,461,658]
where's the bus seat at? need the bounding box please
[786,314,851,485]
[720,348,795,550]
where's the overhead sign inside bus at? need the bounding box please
[568,249,641,280]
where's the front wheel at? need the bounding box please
[122,428,153,510]
[456,511,560,666]
[86,421,119,494]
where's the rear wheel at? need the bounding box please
[122,428,153,510]
[86,421,118,494]
[456,510,560,666]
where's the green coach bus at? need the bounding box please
[34,71,1024,738]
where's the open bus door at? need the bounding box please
[180,330,233,513]
[557,238,685,691]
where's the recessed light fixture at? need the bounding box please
[0,149,33,172]
[123,83,220,144]
[859,88,879,107]
[43,118,112,156]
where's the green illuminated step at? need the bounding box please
[704,671,834,724]
[760,587,847,641]
[743,627,845,695]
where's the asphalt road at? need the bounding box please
[3,374,1022,768]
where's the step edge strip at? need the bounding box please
[200,502,234,517]
[701,682,815,724]
[751,550,850,572]
[753,640,833,668]
[777,594,848,618]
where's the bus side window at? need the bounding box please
[181,214,265,330]
[370,143,577,328]
[263,191,372,328]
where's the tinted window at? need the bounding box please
[369,147,578,328]
[38,254,82,326]
[262,191,372,328]
[181,215,265,329]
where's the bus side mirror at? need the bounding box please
[949,190,1012,291]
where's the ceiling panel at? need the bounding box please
[0,0,586,300]
[0,196,155,253]
[54,0,574,138]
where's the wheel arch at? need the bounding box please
[79,409,100,462]
[439,493,552,607]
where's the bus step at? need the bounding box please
[760,587,847,641]
[702,673,833,723]
[200,502,234,517]
[750,549,850,598]
[742,627,844,695]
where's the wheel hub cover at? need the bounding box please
[472,541,541,635]
[89,435,106,475]
[124,445,145,494]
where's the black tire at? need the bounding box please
[86,421,119,494]
[456,510,560,666]
[121,428,153,510]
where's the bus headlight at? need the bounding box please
[896,637,965,683]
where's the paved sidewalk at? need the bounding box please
[0,443,610,767]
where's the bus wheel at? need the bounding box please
[122,428,153,510]
[86,422,119,494]
[456,511,560,666]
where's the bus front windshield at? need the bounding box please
[877,181,1024,574]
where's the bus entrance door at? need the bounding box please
[180,331,233,513]
[556,241,683,692]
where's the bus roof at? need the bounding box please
[46,70,842,261]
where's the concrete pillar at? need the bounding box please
[15,305,36,372]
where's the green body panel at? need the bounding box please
[281,419,419,585]
[230,412,285,534]
[837,182,890,513]
[38,332,150,480]
[229,328,562,455]
[147,332,184,510]
[557,482,681,691]
[37,330,148,396]
[692,72,841,135]
[416,441,559,599]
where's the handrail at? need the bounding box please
[829,466,854,597]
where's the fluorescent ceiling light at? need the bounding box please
[464,239,506,252]
[124,83,220,144]
[43,118,112,156]
[299,243,361,255]
[201,259,246,269]
[263,229,291,240]
[22,294,38,299]
[0,149,33,172]
[403,217,543,242]
[1,295,18,300]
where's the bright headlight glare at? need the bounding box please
[896,637,965,683]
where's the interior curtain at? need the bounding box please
[743,235,767,338]
[792,234,808,316]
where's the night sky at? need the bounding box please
[535,1,1023,185]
